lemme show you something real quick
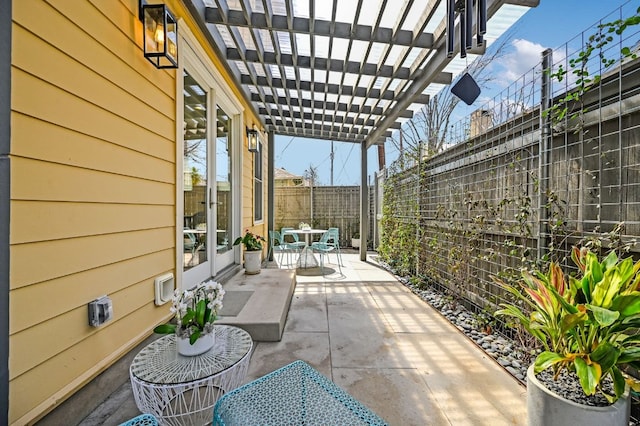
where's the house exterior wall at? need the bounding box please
[275,177,303,187]
[241,132,267,248]
[8,1,265,424]
[1,0,11,422]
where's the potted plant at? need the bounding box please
[493,247,640,425]
[351,230,361,249]
[154,280,225,356]
[298,222,311,231]
[233,229,265,274]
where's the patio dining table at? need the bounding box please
[283,228,326,269]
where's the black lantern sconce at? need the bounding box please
[247,126,259,153]
[139,1,178,69]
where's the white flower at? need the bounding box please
[160,279,226,341]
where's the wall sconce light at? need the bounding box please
[247,126,259,153]
[139,1,178,69]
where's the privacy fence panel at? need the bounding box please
[380,45,640,317]
[274,186,374,248]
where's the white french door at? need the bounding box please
[213,104,234,272]
[179,29,242,289]
[182,69,213,286]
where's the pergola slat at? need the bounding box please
[205,9,435,49]
[186,0,538,146]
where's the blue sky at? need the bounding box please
[274,0,635,186]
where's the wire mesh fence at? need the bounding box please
[378,7,640,416]
[380,4,640,314]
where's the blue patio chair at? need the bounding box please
[212,360,387,426]
[311,228,342,275]
[267,230,294,268]
[281,227,307,251]
[119,414,158,426]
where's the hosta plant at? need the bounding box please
[494,246,640,402]
[154,280,225,345]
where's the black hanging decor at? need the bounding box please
[446,0,487,105]
[446,0,487,58]
[451,72,481,105]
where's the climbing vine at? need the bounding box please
[379,7,640,349]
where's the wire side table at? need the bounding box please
[130,325,253,426]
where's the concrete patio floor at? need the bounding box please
[80,251,526,425]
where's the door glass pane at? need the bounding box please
[216,106,232,253]
[183,71,208,270]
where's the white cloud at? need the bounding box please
[499,38,546,82]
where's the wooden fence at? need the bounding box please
[275,186,374,247]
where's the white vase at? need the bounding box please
[244,250,262,274]
[177,332,215,356]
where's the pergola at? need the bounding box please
[185,0,538,259]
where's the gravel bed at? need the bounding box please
[374,259,639,423]
[536,368,614,407]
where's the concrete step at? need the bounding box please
[216,268,296,342]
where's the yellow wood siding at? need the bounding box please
[10,302,163,423]
[10,0,177,423]
[10,250,174,334]
[9,0,265,423]
[240,127,267,246]
[12,114,174,183]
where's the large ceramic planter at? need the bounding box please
[351,238,360,248]
[243,250,262,274]
[527,365,630,426]
[177,332,215,356]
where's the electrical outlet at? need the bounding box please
[88,296,113,327]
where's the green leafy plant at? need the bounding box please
[233,229,265,251]
[545,7,640,128]
[494,246,640,402]
[154,280,225,345]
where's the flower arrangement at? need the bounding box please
[233,229,265,251]
[153,280,225,345]
[298,222,311,230]
[494,246,640,403]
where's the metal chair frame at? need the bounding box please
[280,227,307,251]
[311,228,343,275]
[267,230,296,268]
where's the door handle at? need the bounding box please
[209,188,217,207]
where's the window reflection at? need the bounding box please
[216,106,232,253]
[183,71,208,270]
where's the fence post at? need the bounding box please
[538,48,553,260]
[416,141,422,275]
[268,131,275,260]
[360,141,368,261]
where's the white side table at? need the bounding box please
[130,325,253,426]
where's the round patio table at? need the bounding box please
[282,229,327,268]
[130,325,252,426]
